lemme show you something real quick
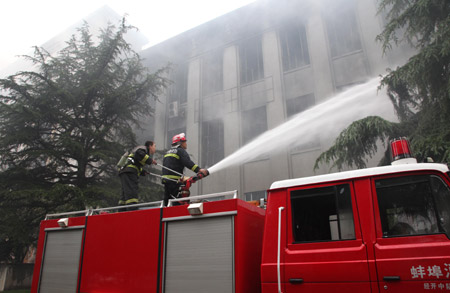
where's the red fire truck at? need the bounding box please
[31,139,450,292]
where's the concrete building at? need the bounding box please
[141,0,413,200]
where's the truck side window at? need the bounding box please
[290,184,355,243]
[430,176,450,237]
[375,175,450,238]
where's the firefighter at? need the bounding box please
[119,141,157,210]
[162,133,208,206]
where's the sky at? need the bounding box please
[0,0,256,70]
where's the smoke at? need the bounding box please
[208,77,395,174]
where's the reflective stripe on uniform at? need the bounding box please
[140,154,150,165]
[125,198,139,204]
[118,198,139,205]
[191,164,198,171]
[126,164,142,175]
[164,153,180,160]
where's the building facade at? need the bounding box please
[141,0,414,200]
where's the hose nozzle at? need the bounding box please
[195,169,209,181]
[178,170,209,200]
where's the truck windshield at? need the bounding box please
[290,184,355,243]
[375,174,450,238]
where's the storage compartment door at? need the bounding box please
[39,229,83,293]
[164,216,234,293]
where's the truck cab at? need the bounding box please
[261,163,450,292]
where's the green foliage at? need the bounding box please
[0,174,84,263]
[0,20,169,188]
[316,0,450,170]
[0,19,168,263]
[314,116,396,170]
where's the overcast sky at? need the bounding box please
[0,0,256,70]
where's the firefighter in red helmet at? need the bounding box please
[162,133,208,206]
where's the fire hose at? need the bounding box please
[156,163,183,177]
[142,163,183,182]
[156,163,209,191]
[178,170,209,198]
[146,164,210,201]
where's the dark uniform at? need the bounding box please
[162,146,201,206]
[119,146,153,208]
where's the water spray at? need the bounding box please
[207,77,396,175]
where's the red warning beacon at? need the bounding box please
[390,137,417,165]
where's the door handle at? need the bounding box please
[289,278,304,284]
[383,276,401,281]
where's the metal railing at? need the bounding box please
[167,190,238,207]
[44,190,239,219]
[89,201,164,215]
[44,200,164,219]
[45,210,91,220]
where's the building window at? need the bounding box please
[286,93,315,118]
[202,50,223,96]
[245,190,267,201]
[279,23,310,71]
[375,175,449,238]
[169,63,188,104]
[167,63,188,147]
[239,36,264,84]
[325,3,362,58]
[291,184,355,243]
[201,119,224,168]
[241,106,267,145]
[286,94,320,151]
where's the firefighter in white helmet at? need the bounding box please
[162,133,208,206]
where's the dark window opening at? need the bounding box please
[239,37,264,84]
[201,119,224,168]
[241,106,267,146]
[202,50,223,96]
[286,93,315,118]
[169,63,188,104]
[325,4,362,58]
[286,94,320,151]
[375,175,450,238]
[280,23,310,71]
[291,184,355,243]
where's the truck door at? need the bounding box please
[284,182,371,292]
[372,173,450,291]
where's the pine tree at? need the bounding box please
[0,19,168,262]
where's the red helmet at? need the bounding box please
[172,133,186,144]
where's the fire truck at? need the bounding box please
[31,139,450,292]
